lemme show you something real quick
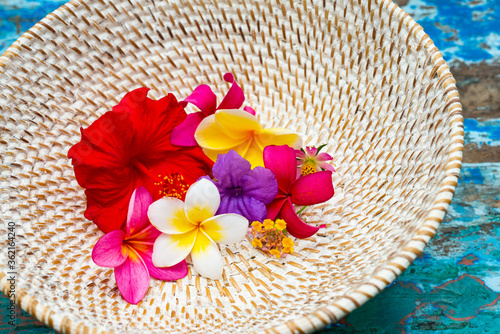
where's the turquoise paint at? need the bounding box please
[464,118,500,145]
[403,0,500,63]
[0,0,67,53]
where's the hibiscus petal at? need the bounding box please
[148,197,196,234]
[290,171,334,205]
[217,73,245,110]
[184,179,220,224]
[126,187,154,237]
[266,197,288,220]
[92,230,128,267]
[85,196,130,233]
[212,150,251,190]
[263,145,297,193]
[191,230,224,280]
[195,114,248,150]
[170,112,205,147]
[114,249,150,304]
[214,109,261,140]
[242,166,278,204]
[68,111,134,169]
[182,84,217,116]
[255,128,302,150]
[140,250,188,281]
[280,198,322,239]
[152,229,198,267]
[243,106,256,115]
[201,213,248,244]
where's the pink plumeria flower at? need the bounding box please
[295,145,335,176]
[92,187,188,304]
[265,145,335,239]
[148,179,248,280]
[170,73,255,146]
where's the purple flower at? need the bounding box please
[209,150,278,222]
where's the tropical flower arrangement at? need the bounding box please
[68,73,335,304]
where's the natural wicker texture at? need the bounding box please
[0,0,463,333]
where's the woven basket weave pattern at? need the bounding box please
[0,0,462,333]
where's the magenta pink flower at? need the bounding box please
[295,145,335,176]
[92,187,187,304]
[170,73,255,146]
[264,145,334,239]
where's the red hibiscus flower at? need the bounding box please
[68,88,214,233]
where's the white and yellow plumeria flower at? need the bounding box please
[195,109,302,168]
[148,178,248,280]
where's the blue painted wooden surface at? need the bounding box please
[1,0,499,333]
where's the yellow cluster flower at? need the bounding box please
[249,219,295,258]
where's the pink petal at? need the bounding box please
[266,196,288,220]
[317,161,336,172]
[263,145,297,193]
[290,171,334,205]
[182,84,217,116]
[170,112,205,147]
[92,230,128,268]
[126,187,153,237]
[306,146,317,156]
[281,198,322,239]
[294,150,307,160]
[316,152,333,162]
[141,250,188,281]
[115,250,150,304]
[243,106,256,115]
[217,73,245,110]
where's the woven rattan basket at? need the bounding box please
[0,0,463,332]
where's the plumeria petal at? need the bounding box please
[214,109,261,140]
[170,112,205,147]
[152,229,198,267]
[201,214,248,244]
[92,230,128,267]
[191,230,224,280]
[184,179,221,224]
[290,171,334,205]
[280,198,323,238]
[140,250,188,281]
[255,128,302,150]
[114,249,150,304]
[217,73,245,110]
[195,115,248,150]
[182,84,217,116]
[266,197,288,220]
[148,197,196,234]
[126,187,153,237]
[243,106,256,115]
[244,139,265,168]
[263,145,297,193]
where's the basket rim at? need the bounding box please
[0,0,464,333]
